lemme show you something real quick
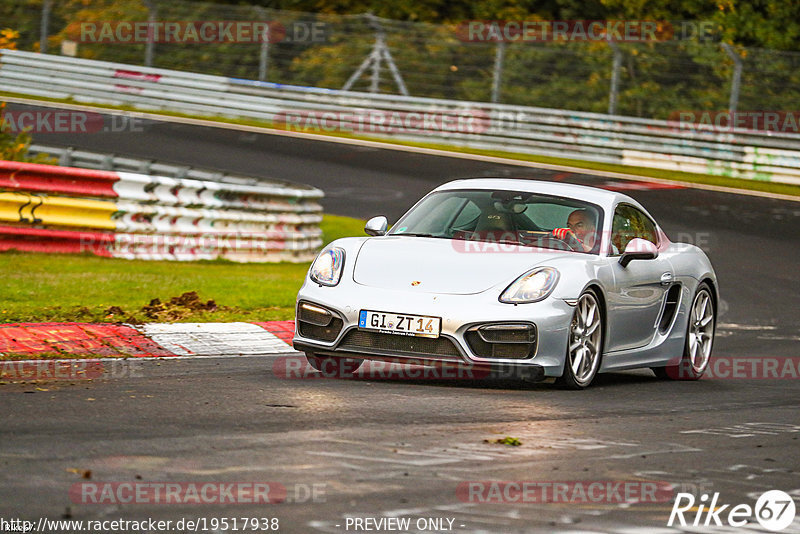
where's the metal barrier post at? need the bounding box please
[491,41,505,104]
[144,0,157,67]
[256,7,270,82]
[39,0,52,54]
[607,39,622,116]
[721,43,743,114]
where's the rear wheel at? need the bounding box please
[305,353,363,377]
[652,283,715,380]
[557,289,603,389]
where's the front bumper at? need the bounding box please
[292,281,574,378]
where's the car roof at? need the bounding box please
[433,178,638,211]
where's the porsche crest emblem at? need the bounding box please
[411,281,421,286]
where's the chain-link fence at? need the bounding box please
[6,0,800,120]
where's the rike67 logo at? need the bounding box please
[669,490,796,531]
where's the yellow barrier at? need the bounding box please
[0,192,117,229]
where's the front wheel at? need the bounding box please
[305,353,363,377]
[652,282,715,380]
[557,289,603,389]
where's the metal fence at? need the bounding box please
[8,0,800,120]
[3,50,800,186]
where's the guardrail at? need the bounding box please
[26,145,322,205]
[0,159,324,262]
[2,48,800,187]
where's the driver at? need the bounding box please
[552,209,596,252]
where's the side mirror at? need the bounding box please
[364,216,388,237]
[619,238,658,267]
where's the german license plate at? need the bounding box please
[358,310,441,338]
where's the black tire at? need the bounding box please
[305,353,363,378]
[556,289,604,389]
[651,282,715,381]
[651,366,670,379]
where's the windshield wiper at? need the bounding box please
[394,232,447,239]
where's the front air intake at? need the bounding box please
[465,323,537,359]
[297,301,344,342]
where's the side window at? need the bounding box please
[611,204,658,255]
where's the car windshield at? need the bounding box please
[389,189,604,254]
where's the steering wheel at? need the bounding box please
[536,232,581,252]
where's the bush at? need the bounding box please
[0,102,56,163]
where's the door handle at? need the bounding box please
[660,272,673,286]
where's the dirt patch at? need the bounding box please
[103,291,235,323]
[139,291,219,321]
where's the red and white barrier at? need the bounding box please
[0,161,118,197]
[0,160,323,262]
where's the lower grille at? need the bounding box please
[465,331,536,359]
[339,330,462,360]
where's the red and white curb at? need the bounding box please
[0,321,298,361]
[137,322,294,356]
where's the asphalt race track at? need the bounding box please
[2,103,799,533]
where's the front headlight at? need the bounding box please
[499,267,559,303]
[310,246,345,286]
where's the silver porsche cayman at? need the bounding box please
[293,178,718,388]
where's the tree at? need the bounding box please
[0,28,19,49]
[0,27,55,163]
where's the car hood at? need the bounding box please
[352,236,567,295]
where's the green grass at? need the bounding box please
[5,91,800,199]
[320,213,366,245]
[0,214,365,324]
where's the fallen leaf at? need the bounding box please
[66,468,92,479]
[485,436,523,447]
